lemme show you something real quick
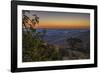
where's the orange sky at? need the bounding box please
[23,10,90,29]
[34,18,90,29]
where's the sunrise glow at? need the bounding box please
[23,10,90,29]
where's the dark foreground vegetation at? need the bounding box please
[22,28,90,62]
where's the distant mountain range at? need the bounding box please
[36,29,90,49]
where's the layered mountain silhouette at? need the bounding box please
[37,29,90,49]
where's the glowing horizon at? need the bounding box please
[23,10,90,29]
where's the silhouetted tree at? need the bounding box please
[22,11,60,62]
[66,37,83,50]
[32,14,39,25]
[22,10,39,35]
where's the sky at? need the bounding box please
[23,10,90,29]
